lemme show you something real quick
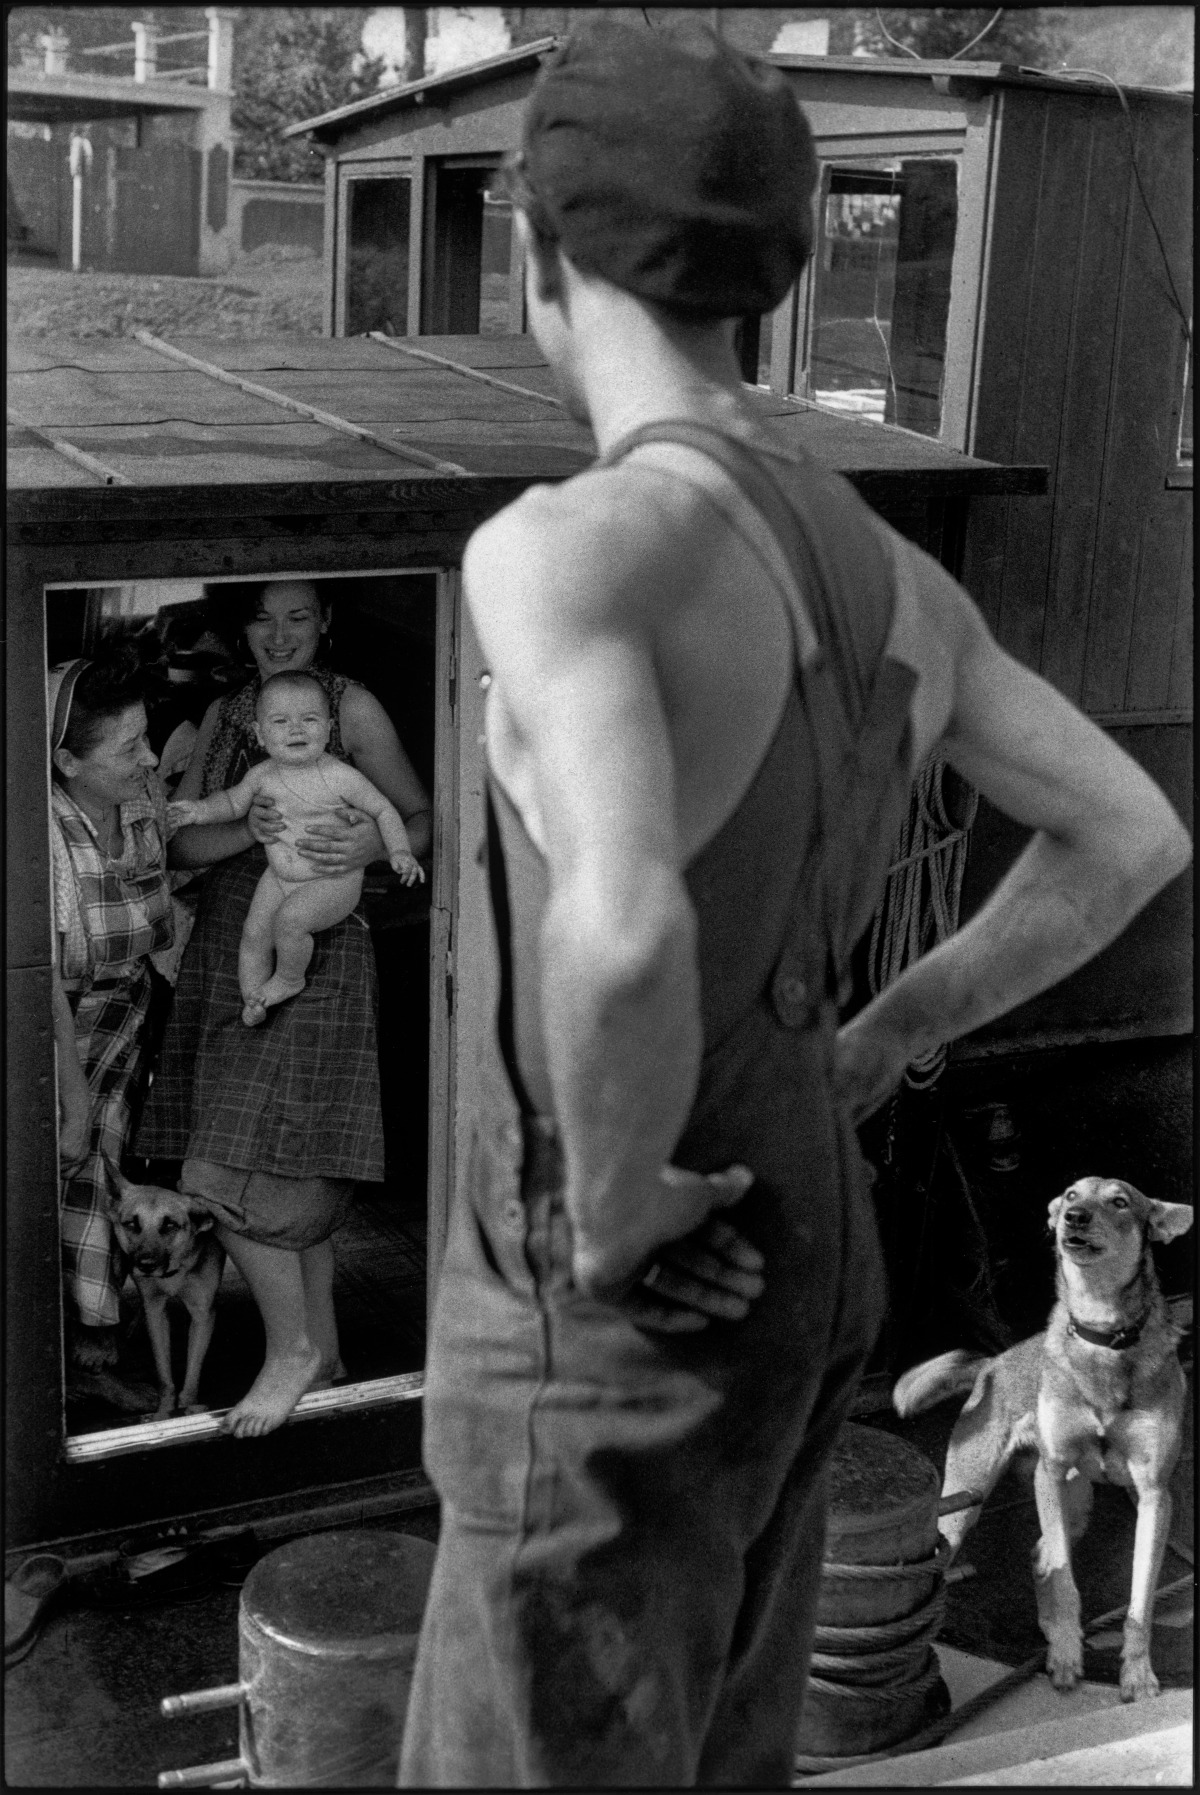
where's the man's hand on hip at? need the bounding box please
[574,1163,764,1330]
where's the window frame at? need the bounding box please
[335,160,414,339]
[421,153,523,338]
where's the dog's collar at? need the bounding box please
[1067,1312,1148,1351]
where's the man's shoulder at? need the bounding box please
[466,466,711,626]
[473,464,676,544]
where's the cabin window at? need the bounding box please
[798,157,959,438]
[345,175,412,337]
[423,158,519,336]
[45,572,439,1455]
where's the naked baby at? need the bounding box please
[169,671,424,1025]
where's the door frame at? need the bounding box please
[334,159,414,338]
[4,477,526,1551]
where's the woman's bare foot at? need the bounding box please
[311,1355,348,1391]
[223,1343,321,1438]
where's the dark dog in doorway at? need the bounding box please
[894,1177,1192,1702]
[103,1156,225,1421]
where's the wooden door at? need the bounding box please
[4,506,502,1554]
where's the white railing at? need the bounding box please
[41,21,220,87]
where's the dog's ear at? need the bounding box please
[1046,1192,1069,1232]
[187,1206,216,1234]
[1146,1200,1194,1244]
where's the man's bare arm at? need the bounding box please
[466,499,742,1291]
[837,551,1192,1118]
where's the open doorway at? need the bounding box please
[45,571,438,1444]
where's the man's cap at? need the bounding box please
[519,20,817,318]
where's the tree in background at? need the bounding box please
[232,8,385,182]
[828,9,1069,66]
[502,8,1071,66]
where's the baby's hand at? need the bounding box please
[390,850,426,887]
[167,799,200,829]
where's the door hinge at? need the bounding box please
[448,642,457,717]
[445,947,454,1019]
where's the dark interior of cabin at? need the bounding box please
[47,573,436,1436]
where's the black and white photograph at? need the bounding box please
[5,5,1193,1786]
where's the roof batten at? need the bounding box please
[133,331,469,476]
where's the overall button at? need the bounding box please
[501,1196,525,1234]
[778,974,808,1007]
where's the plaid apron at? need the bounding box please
[136,670,385,1184]
[52,782,174,1328]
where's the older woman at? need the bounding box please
[136,579,431,1438]
[49,651,174,1387]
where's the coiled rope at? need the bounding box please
[867,754,978,1089]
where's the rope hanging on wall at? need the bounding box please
[866,755,978,1090]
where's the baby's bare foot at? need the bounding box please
[241,991,268,1026]
[257,974,306,1011]
[223,1344,321,1438]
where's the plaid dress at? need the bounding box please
[52,777,174,1328]
[136,670,386,1187]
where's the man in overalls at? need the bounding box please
[401,22,1190,1788]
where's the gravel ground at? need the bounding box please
[7,244,325,340]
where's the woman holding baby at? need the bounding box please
[137,579,431,1438]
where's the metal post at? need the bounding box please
[132,21,157,83]
[206,8,236,90]
[40,29,68,75]
[69,135,93,273]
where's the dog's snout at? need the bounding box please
[1064,1207,1091,1228]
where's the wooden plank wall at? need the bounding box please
[964,85,1192,718]
[959,86,1193,1049]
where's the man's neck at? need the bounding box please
[565,293,753,455]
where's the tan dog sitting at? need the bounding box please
[894,1177,1192,1702]
[104,1156,226,1422]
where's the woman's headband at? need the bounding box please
[47,658,91,755]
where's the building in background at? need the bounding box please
[6,7,236,275]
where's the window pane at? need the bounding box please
[807,159,958,437]
[346,177,411,337]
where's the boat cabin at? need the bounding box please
[293,45,1193,1049]
[7,333,1043,1554]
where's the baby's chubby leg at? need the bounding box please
[240,869,288,1024]
[256,871,364,1013]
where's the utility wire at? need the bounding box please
[874,8,1004,62]
[1051,67,1192,349]
[874,9,920,59]
[949,8,1004,61]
